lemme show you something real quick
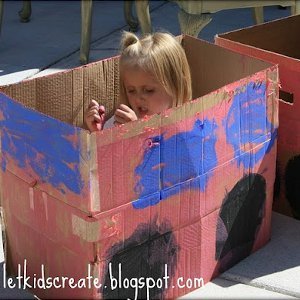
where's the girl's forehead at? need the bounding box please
[120,59,152,74]
[121,62,147,73]
[122,66,157,84]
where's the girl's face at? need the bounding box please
[122,67,174,119]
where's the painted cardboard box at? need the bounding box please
[216,15,300,220]
[0,35,279,299]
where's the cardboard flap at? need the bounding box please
[217,15,300,60]
[0,58,121,128]
[182,35,272,99]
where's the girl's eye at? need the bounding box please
[127,90,136,94]
[145,89,154,94]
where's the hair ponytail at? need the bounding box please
[120,31,139,51]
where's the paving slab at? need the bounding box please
[221,212,300,298]
[33,0,179,79]
[0,0,166,85]
[0,263,36,299]
[179,277,296,299]
[1,2,292,85]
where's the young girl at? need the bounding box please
[85,31,192,132]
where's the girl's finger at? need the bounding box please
[87,108,100,115]
[92,114,101,122]
[89,100,99,108]
[114,114,127,124]
[86,112,99,119]
[118,104,133,113]
[115,109,132,121]
[86,110,101,121]
[113,120,122,126]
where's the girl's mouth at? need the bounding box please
[138,107,148,118]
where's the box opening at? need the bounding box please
[0,35,271,129]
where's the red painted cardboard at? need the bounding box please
[215,15,300,219]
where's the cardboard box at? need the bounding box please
[215,15,300,219]
[0,35,279,299]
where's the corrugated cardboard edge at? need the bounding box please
[267,66,280,129]
[88,133,101,213]
[0,134,2,207]
[72,214,99,243]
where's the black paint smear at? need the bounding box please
[102,218,179,300]
[215,174,266,272]
[285,155,300,220]
[274,160,281,199]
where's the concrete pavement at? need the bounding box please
[0,1,298,299]
[180,213,300,299]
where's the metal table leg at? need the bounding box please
[135,0,151,34]
[124,0,138,32]
[80,0,93,64]
[0,0,3,35]
[19,0,31,23]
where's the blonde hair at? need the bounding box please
[119,31,192,108]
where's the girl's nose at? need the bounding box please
[137,91,146,101]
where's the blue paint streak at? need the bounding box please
[133,119,218,209]
[1,157,6,172]
[0,93,84,194]
[225,82,277,169]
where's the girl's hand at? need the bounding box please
[114,104,138,125]
[84,100,105,132]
